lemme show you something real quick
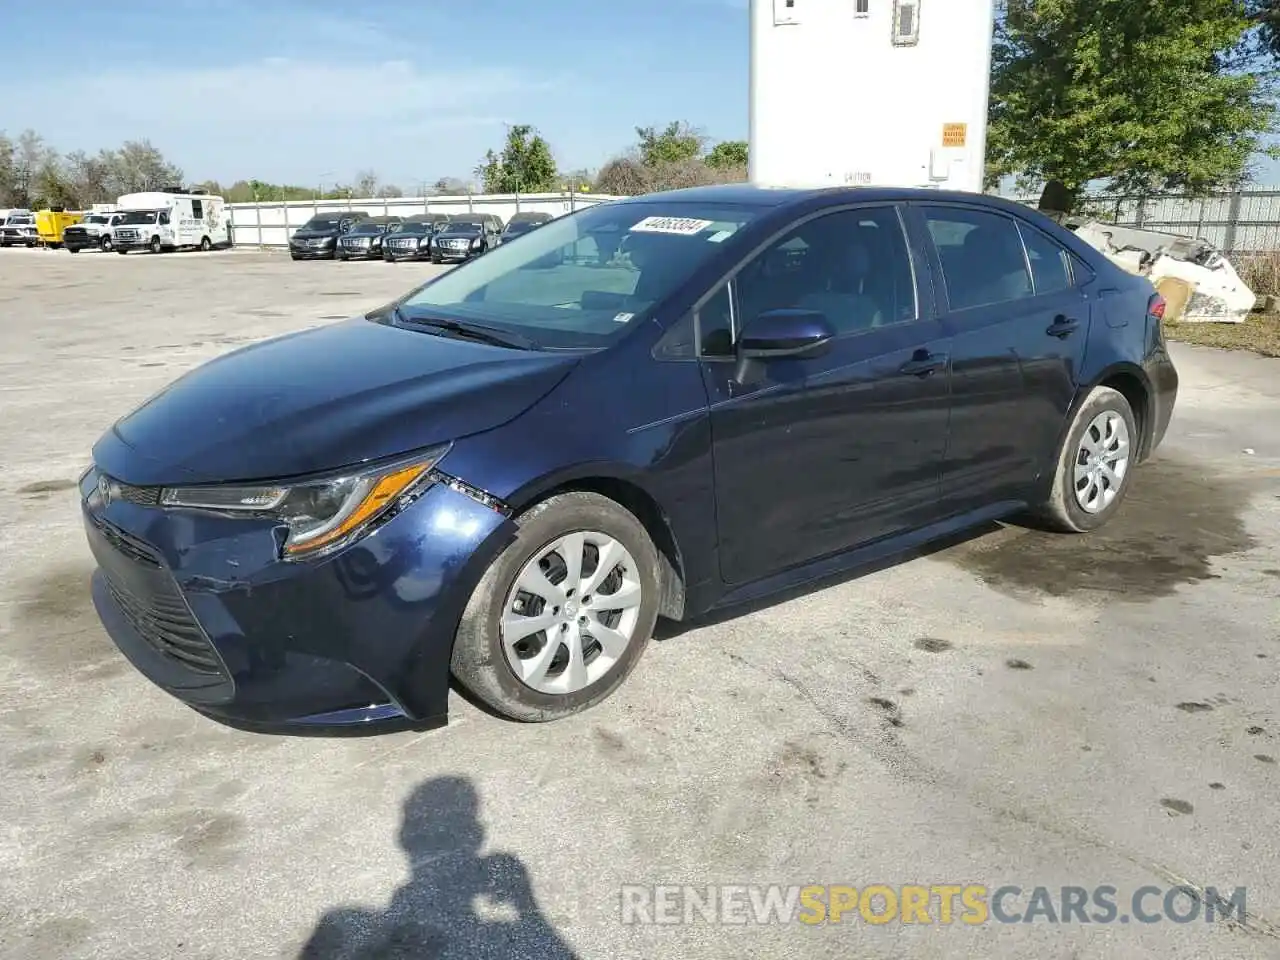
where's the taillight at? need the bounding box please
[1147,293,1166,321]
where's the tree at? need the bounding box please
[477,124,559,194]
[705,140,748,170]
[432,176,471,195]
[987,0,1277,204]
[635,121,705,167]
[10,130,53,207]
[354,169,380,198]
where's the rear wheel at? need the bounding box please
[199,236,212,252]
[1032,385,1138,533]
[116,249,128,255]
[68,247,79,254]
[451,492,660,722]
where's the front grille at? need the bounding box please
[64,227,88,239]
[105,577,225,676]
[88,515,227,678]
[115,229,140,241]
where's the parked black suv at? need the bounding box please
[501,211,553,241]
[382,213,453,262]
[430,213,503,263]
[336,216,403,261]
[289,211,371,261]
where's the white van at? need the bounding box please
[111,191,231,254]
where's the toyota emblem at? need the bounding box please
[98,475,112,506]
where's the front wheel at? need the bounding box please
[451,492,660,722]
[116,249,128,255]
[149,236,162,254]
[68,247,79,254]
[100,235,113,252]
[1032,385,1138,533]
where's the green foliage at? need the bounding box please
[706,140,749,170]
[987,0,1278,196]
[476,124,559,194]
[636,121,706,166]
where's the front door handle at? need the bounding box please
[1046,315,1080,338]
[899,353,947,377]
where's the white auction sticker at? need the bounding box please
[613,312,635,323]
[630,216,714,236]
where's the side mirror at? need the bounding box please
[737,309,835,360]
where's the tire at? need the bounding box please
[290,253,301,261]
[68,247,79,254]
[116,249,128,255]
[149,236,162,254]
[1032,385,1139,533]
[100,235,113,252]
[451,492,661,722]
[199,236,212,252]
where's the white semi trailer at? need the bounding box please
[749,0,997,192]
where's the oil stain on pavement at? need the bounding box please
[943,456,1262,601]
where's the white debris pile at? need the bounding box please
[1071,221,1256,324]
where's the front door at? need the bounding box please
[910,204,1092,511]
[701,204,954,587]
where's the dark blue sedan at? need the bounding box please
[81,185,1178,735]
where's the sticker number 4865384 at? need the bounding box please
[630,216,714,236]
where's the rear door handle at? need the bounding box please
[899,353,948,377]
[1046,315,1080,338]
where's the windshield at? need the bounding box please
[445,221,485,232]
[396,201,757,349]
[504,221,537,233]
[118,211,160,225]
[302,217,346,231]
[349,222,389,234]
[398,222,435,235]
[85,215,109,225]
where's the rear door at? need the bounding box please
[700,203,954,586]
[909,203,1092,512]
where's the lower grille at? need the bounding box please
[105,578,225,675]
[87,516,228,679]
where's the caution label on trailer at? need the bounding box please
[942,123,967,147]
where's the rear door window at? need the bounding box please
[1016,222,1074,295]
[922,207,1033,311]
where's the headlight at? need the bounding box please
[159,446,448,559]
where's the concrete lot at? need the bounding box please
[1,246,1278,959]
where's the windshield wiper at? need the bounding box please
[392,307,537,350]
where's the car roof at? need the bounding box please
[614,183,1041,216]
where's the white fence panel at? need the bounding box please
[229,192,625,248]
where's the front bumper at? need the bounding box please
[290,240,337,259]
[336,242,381,260]
[81,466,515,735]
[1,231,37,244]
[432,244,480,262]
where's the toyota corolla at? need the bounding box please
[82,185,1178,735]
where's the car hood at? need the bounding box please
[292,229,340,240]
[93,317,579,486]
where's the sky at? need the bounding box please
[1,0,750,190]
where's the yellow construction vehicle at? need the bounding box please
[36,208,83,249]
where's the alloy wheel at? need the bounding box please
[1073,410,1130,514]
[500,530,643,695]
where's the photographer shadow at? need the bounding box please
[299,775,579,960]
